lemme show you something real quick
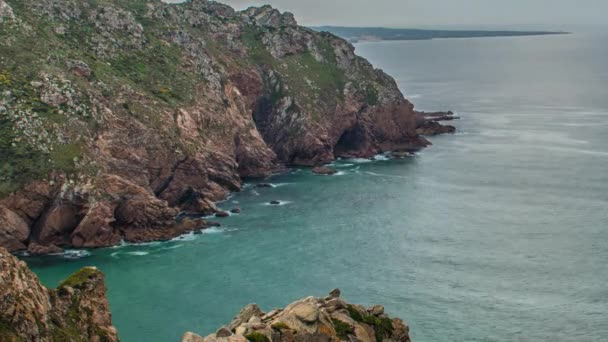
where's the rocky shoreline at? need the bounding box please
[1,247,412,342]
[183,289,409,342]
[0,0,455,255]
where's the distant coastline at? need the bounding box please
[311,26,569,43]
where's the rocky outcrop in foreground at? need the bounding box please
[0,247,118,341]
[0,0,454,253]
[184,289,410,342]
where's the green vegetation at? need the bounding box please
[103,41,195,105]
[58,267,99,288]
[365,84,379,106]
[244,331,270,342]
[271,322,291,331]
[346,305,394,342]
[331,319,354,340]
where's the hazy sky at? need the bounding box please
[166,0,606,30]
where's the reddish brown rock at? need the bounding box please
[71,202,122,248]
[312,166,338,175]
[0,205,30,252]
[27,242,63,255]
[0,248,118,341]
[416,121,456,136]
[33,203,80,246]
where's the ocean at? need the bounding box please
[25,33,608,341]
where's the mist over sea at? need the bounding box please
[26,33,608,341]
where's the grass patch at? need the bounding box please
[244,331,270,342]
[346,305,394,342]
[332,319,354,340]
[58,267,99,289]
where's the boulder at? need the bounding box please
[311,166,338,175]
[230,208,241,214]
[27,243,63,255]
[183,332,206,342]
[292,303,319,323]
[368,304,384,316]
[70,202,121,248]
[216,327,232,338]
[328,288,341,299]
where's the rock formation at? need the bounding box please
[0,247,118,341]
[0,0,454,253]
[183,289,410,342]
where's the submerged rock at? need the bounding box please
[311,166,338,175]
[0,247,118,341]
[184,289,410,342]
[216,211,230,218]
[230,208,241,214]
[269,200,281,205]
[255,183,274,188]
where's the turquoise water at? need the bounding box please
[25,33,608,341]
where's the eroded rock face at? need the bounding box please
[0,0,454,252]
[0,247,118,341]
[184,290,410,342]
[0,205,30,251]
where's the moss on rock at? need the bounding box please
[58,267,99,289]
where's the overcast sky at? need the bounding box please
[165,0,606,30]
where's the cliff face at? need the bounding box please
[0,0,453,253]
[0,247,118,341]
[183,289,410,342]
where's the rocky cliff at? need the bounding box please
[0,0,454,253]
[183,289,410,342]
[0,247,118,341]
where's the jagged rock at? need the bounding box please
[328,288,341,299]
[312,166,338,175]
[33,203,80,246]
[0,248,118,341]
[215,211,230,218]
[188,290,410,342]
[416,120,456,135]
[27,242,63,255]
[70,202,122,248]
[0,205,30,252]
[229,303,264,331]
[368,304,385,316]
[391,151,413,158]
